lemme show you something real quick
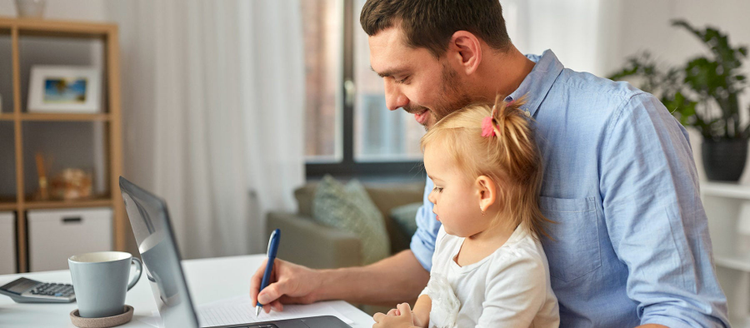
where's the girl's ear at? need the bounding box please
[475,175,497,213]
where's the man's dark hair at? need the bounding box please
[360,0,511,58]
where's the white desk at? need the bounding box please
[0,255,375,327]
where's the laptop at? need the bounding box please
[119,176,351,328]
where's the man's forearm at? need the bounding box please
[314,250,430,306]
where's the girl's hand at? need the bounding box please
[372,303,418,328]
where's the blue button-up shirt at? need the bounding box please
[410,50,729,327]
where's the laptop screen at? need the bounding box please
[119,177,200,328]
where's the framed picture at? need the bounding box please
[28,66,101,113]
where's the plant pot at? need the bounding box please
[702,139,748,182]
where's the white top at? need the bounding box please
[422,225,559,328]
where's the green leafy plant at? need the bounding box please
[608,19,748,140]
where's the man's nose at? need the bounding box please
[384,79,408,111]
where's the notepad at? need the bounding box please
[196,295,354,327]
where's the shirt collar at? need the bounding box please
[506,49,565,118]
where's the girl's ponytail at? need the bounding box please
[486,95,537,184]
[485,96,551,239]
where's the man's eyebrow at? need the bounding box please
[371,65,406,78]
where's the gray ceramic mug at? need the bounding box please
[68,251,142,318]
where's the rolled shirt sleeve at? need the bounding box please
[599,93,729,327]
[410,177,442,272]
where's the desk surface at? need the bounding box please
[0,254,375,327]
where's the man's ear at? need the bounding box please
[448,31,482,75]
[475,175,496,213]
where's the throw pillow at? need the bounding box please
[312,175,390,265]
[389,202,422,237]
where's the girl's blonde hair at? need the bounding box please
[420,96,552,239]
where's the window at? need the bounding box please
[301,0,605,179]
[301,0,343,163]
[302,0,424,179]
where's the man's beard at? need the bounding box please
[405,63,472,131]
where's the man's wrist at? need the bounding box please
[313,268,343,302]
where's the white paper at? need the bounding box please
[197,295,353,327]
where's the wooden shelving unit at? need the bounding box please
[0,16,124,273]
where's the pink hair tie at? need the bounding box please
[481,116,495,137]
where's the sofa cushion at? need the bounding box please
[366,185,423,253]
[294,184,317,217]
[389,202,422,238]
[312,175,390,265]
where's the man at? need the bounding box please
[250,0,729,326]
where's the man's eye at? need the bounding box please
[396,76,410,84]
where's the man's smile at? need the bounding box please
[414,109,430,125]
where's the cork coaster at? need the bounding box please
[70,305,134,328]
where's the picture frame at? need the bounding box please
[28,65,101,113]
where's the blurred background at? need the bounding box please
[0,3,749,320]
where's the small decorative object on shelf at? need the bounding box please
[50,168,92,201]
[15,0,46,18]
[28,66,102,114]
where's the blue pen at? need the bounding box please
[256,229,280,317]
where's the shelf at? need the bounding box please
[23,199,113,210]
[0,203,16,211]
[715,253,750,273]
[20,113,110,122]
[0,113,110,121]
[701,181,750,200]
[0,16,115,38]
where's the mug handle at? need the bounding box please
[127,257,143,291]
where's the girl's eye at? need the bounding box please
[433,186,443,193]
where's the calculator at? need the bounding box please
[0,277,76,303]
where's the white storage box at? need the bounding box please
[28,207,112,272]
[0,212,15,274]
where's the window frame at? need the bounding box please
[304,0,424,180]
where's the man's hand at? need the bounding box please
[249,258,322,314]
[249,250,429,313]
[373,303,419,328]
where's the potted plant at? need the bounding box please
[609,19,749,181]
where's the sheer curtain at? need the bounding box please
[106,0,305,258]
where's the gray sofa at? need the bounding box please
[266,181,425,269]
